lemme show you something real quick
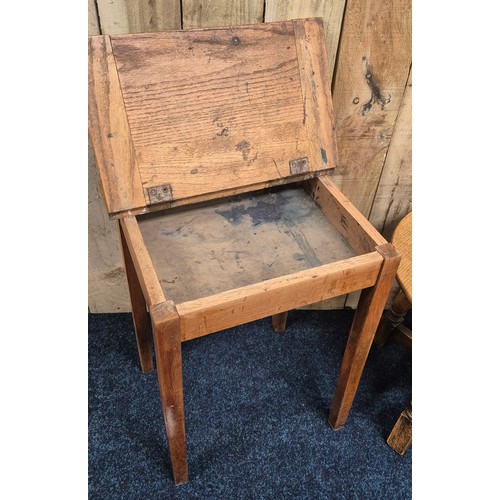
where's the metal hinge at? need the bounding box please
[146,184,173,204]
[289,157,309,175]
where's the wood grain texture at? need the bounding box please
[182,0,264,28]
[138,187,357,304]
[110,169,334,219]
[88,35,147,214]
[331,0,412,216]
[265,0,346,81]
[304,174,387,311]
[392,211,411,301]
[309,176,387,254]
[150,301,188,485]
[370,68,412,237]
[177,252,383,341]
[96,0,181,34]
[109,22,334,203]
[119,222,154,372]
[293,18,338,172]
[329,243,401,429]
[272,312,288,333]
[88,0,128,312]
[387,401,412,455]
[88,0,101,36]
[88,137,130,312]
[88,1,180,312]
[120,217,166,307]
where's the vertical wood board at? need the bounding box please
[88,138,130,312]
[264,0,346,82]
[331,0,412,216]
[369,68,412,238]
[88,0,101,36]
[182,0,264,28]
[96,0,181,34]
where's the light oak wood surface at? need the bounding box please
[88,35,146,214]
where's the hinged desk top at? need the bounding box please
[88,18,338,218]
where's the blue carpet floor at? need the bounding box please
[88,310,411,499]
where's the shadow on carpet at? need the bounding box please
[89,310,411,499]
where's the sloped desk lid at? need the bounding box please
[88,18,338,218]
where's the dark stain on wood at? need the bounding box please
[103,266,125,280]
[320,148,328,164]
[215,200,285,226]
[360,62,391,116]
[235,140,251,161]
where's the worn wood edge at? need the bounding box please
[150,300,180,336]
[107,19,292,38]
[308,176,387,254]
[148,300,188,485]
[119,217,166,307]
[88,35,147,214]
[293,18,339,172]
[109,169,334,219]
[177,252,383,341]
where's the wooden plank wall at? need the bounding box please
[88,0,412,312]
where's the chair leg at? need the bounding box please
[151,302,188,486]
[387,400,412,455]
[272,311,288,333]
[374,290,411,347]
[119,221,154,373]
[329,244,401,430]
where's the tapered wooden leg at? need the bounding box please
[119,221,153,373]
[151,302,188,485]
[329,244,401,430]
[374,290,411,347]
[272,311,288,333]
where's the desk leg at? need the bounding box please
[120,222,153,373]
[151,302,188,486]
[272,312,288,333]
[329,244,401,429]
